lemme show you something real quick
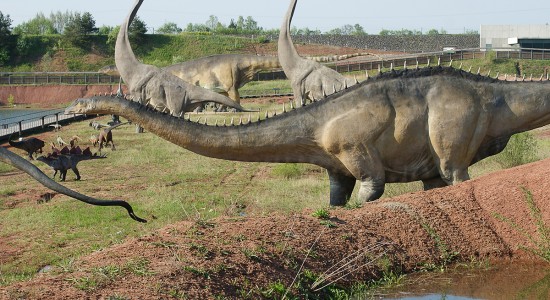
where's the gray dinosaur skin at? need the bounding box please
[0,146,146,222]
[65,67,550,206]
[115,0,248,116]
[8,133,45,160]
[163,54,281,104]
[278,0,352,106]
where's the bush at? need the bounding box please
[496,132,538,169]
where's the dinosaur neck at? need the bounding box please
[239,56,281,86]
[115,0,150,92]
[77,97,324,164]
[277,0,301,78]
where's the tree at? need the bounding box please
[80,12,98,34]
[157,22,182,34]
[50,11,74,34]
[62,12,98,48]
[353,24,366,36]
[0,11,12,66]
[205,15,219,31]
[12,12,56,35]
[98,25,114,35]
[244,16,261,33]
[129,16,147,44]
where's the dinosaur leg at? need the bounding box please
[338,146,386,202]
[53,170,58,179]
[60,170,67,181]
[111,140,116,150]
[327,170,356,206]
[227,88,240,104]
[72,167,81,181]
[422,177,448,190]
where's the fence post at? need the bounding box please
[41,117,45,129]
[18,121,22,136]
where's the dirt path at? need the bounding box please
[2,154,549,299]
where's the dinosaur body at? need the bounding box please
[37,147,106,181]
[115,0,248,116]
[278,0,353,106]
[0,146,145,222]
[66,66,550,205]
[163,54,281,103]
[92,122,128,151]
[8,133,45,160]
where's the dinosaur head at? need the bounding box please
[66,96,129,115]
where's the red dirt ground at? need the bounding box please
[1,136,550,298]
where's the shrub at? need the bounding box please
[496,132,538,169]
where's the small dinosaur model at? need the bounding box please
[65,67,550,206]
[0,146,146,222]
[115,0,249,116]
[8,133,45,160]
[56,135,68,147]
[36,147,106,181]
[89,121,109,130]
[92,122,128,151]
[278,0,353,106]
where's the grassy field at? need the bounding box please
[1,92,549,286]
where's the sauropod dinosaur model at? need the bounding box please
[36,146,107,181]
[89,120,109,130]
[101,54,281,104]
[65,66,550,205]
[162,54,281,104]
[0,146,146,222]
[115,0,249,116]
[278,0,354,106]
[92,122,128,151]
[8,133,45,160]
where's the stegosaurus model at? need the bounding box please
[36,146,107,181]
[65,66,550,206]
[0,146,146,222]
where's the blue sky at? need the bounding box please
[2,0,549,34]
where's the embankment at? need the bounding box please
[0,85,126,107]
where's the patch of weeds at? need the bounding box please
[125,258,156,276]
[183,265,211,279]
[241,248,261,262]
[419,222,460,271]
[345,199,363,209]
[260,280,286,299]
[271,163,304,179]
[106,295,130,300]
[494,187,550,262]
[233,234,247,242]
[312,208,331,219]
[56,257,76,273]
[66,276,98,291]
[189,242,212,258]
[195,219,216,229]
[496,132,538,169]
[320,220,338,228]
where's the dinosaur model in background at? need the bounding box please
[278,0,354,106]
[8,133,45,160]
[36,147,107,181]
[115,0,249,116]
[0,146,146,222]
[91,122,128,151]
[163,54,281,103]
[65,66,550,205]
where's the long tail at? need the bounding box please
[0,146,147,223]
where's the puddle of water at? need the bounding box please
[368,261,550,300]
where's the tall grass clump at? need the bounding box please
[494,187,550,262]
[496,132,538,169]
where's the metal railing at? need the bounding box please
[0,109,86,140]
[0,72,119,85]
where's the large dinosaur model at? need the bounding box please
[0,146,146,222]
[36,147,107,181]
[65,66,550,206]
[8,133,45,160]
[115,0,248,116]
[278,0,353,106]
[163,54,281,103]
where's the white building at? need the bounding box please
[480,24,550,50]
